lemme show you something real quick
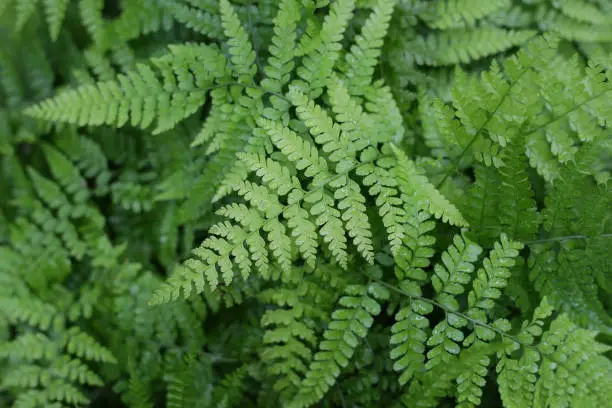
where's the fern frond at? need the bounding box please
[212,365,249,407]
[79,0,107,48]
[293,0,355,97]
[464,234,523,340]
[461,165,501,246]
[111,179,154,213]
[50,356,104,386]
[15,0,37,31]
[390,299,432,386]
[165,0,222,37]
[338,86,406,254]
[388,233,524,397]
[8,379,89,406]
[539,8,612,43]
[419,89,457,158]
[52,130,110,195]
[289,283,389,408]
[22,37,55,99]
[46,380,89,405]
[389,234,479,387]
[288,86,374,263]
[522,42,612,181]
[341,0,395,95]
[11,390,56,408]
[432,234,483,313]
[498,308,612,408]
[257,118,350,267]
[529,247,612,335]
[261,0,300,93]
[434,35,612,187]
[259,281,323,399]
[43,0,68,40]
[401,342,503,408]
[419,0,510,29]
[235,151,318,268]
[2,3,611,408]
[553,0,609,25]
[189,88,228,149]
[26,168,72,214]
[497,139,540,241]
[0,296,58,330]
[166,354,198,408]
[207,88,267,203]
[496,298,553,408]
[220,0,257,84]
[363,80,404,143]
[0,333,58,361]
[127,362,153,408]
[109,0,173,44]
[63,328,117,363]
[409,28,536,66]
[424,234,485,372]
[395,210,436,282]
[41,143,89,204]
[184,82,407,297]
[25,44,227,134]
[0,47,25,107]
[427,69,512,175]
[2,365,51,389]
[456,356,490,407]
[391,144,467,227]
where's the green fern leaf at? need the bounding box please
[15,0,37,31]
[127,362,153,408]
[164,0,222,38]
[293,0,355,97]
[79,0,107,48]
[43,0,68,40]
[464,234,523,344]
[220,0,257,84]
[261,0,300,93]
[390,300,432,385]
[290,283,388,408]
[499,309,612,408]
[461,165,501,246]
[0,296,58,331]
[25,44,227,134]
[288,86,373,263]
[409,28,536,66]
[259,285,318,397]
[497,298,554,408]
[341,0,395,95]
[554,0,609,25]
[497,139,540,242]
[63,328,117,363]
[391,144,468,227]
[529,247,612,335]
[258,117,350,267]
[420,0,510,29]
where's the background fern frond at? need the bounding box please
[409,28,537,67]
[419,0,510,29]
[26,44,227,134]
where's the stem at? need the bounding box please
[376,280,536,351]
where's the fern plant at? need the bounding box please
[0,0,610,407]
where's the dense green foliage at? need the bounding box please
[0,0,611,407]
